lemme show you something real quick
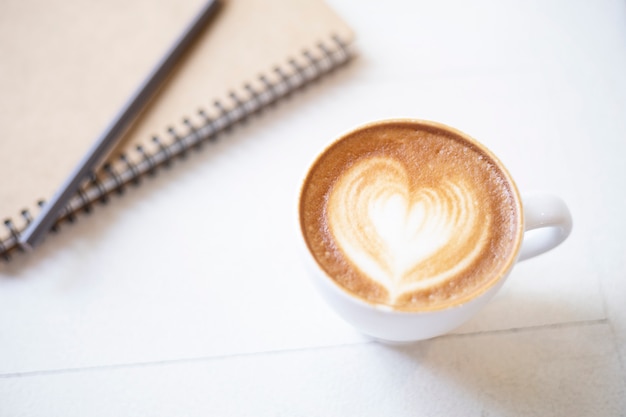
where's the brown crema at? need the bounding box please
[299,120,523,311]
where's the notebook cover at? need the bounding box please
[0,0,354,242]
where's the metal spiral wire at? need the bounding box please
[0,35,353,262]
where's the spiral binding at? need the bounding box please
[0,34,352,261]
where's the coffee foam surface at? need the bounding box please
[300,121,521,311]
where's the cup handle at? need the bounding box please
[517,194,573,262]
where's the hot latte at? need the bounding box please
[299,120,523,311]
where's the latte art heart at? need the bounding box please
[300,121,521,310]
[328,157,490,301]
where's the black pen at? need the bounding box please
[19,0,222,250]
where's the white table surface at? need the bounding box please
[1,0,625,415]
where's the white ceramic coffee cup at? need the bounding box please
[298,121,572,343]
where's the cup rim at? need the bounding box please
[298,118,525,313]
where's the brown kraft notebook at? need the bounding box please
[0,0,355,260]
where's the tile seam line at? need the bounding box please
[596,266,626,390]
[0,318,609,379]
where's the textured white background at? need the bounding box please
[1,0,625,415]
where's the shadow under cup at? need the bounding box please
[298,119,571,342]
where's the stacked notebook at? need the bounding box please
[0,0,354,260]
